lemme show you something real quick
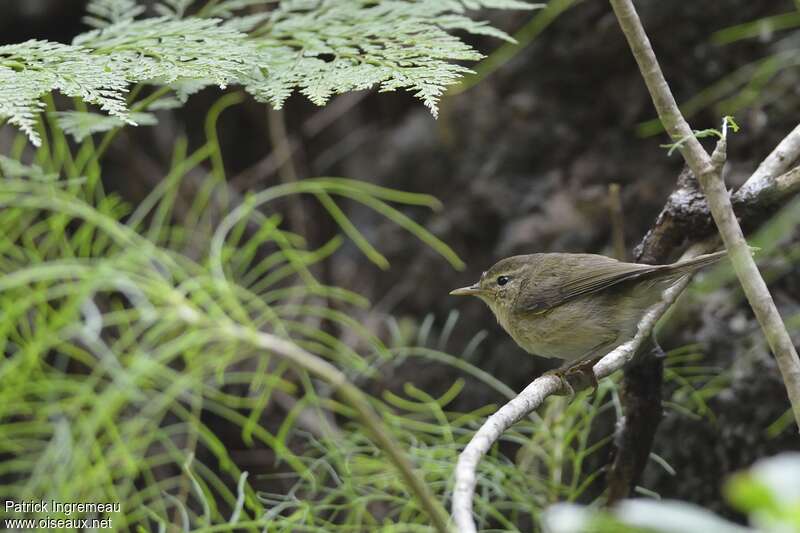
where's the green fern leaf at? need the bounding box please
[155,0,194,18]
[1,0,540,145]
[84,0,146,28]
[0,40,130,146]
[0,155,58,181]
[54,110,157,142]
[74,17,253,88]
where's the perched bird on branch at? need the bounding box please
[451,251,728,389]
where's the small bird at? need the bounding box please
[450,251,727,386]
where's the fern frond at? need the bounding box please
[462,0,543,9]
[242,1,494,112]
[0,40,130,146]
[205,0,280,18]
[55,110,157,142]
[154,0,194,18]
[0,156,58,181]
[75,17,252,88]
[1,0,540,146]
[84,0,146,28]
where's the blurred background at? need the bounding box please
[1,0,799,530]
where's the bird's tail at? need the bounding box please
[668,246,757,274]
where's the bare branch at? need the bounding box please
[608,0,800,430]
[736,164,800,208]
[637,161,800,263]
[451,243,706,533]
[738,123,800,200]
[452,5,800,529]
[452,377,562,533]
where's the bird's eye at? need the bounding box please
[496,275,510,286]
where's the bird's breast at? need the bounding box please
[492,305,560,359]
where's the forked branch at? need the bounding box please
[451,243,706,532]
[451,2,800,529]
[608,0,800,428]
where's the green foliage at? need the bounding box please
[638,6,800,137]
[84,0,146,27]
[0,95,618,530]
[3,3,777,530]
[660,115,739,156]
[0,6,552,524]
[542,453,800,533]
[0,0,539,146]
[0,146,750,531]
[0,155,610,530]
[662,344,730,423]
[0,40,131,147]
[0,157,452,529]
[254,343,619,531]
[725,454,800,532]
[54,110,158,142]
[74,17,254,88]
[0,117,743,530]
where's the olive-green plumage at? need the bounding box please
[451,251,727,363]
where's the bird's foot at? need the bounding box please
[544,358,601,398]
[543,367,575,398]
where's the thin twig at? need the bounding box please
[267,107,307,235]
[221,323,452,533]
[636,162,800,263]
[738,123,800,199]
[608,183,626,260]
[608,0,800,429]
[451,243,707,532]
[452,6,800,528]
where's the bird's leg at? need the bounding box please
[543,337,616,397]
[544,356,603,398]
[566,355,603,390]
[543,362,576,397]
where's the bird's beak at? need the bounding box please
[450,283,482,296]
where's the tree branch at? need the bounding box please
[636,164,800,263]
[451,245,705,533]
[605,347,663,505]
[738,123,800,199]
[608,0,800,430]
[451,145,800,528]
[451,6,800,529]
[610,125,800,502]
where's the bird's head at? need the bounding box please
[450,255,532,318]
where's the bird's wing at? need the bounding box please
[515,255,663,313]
